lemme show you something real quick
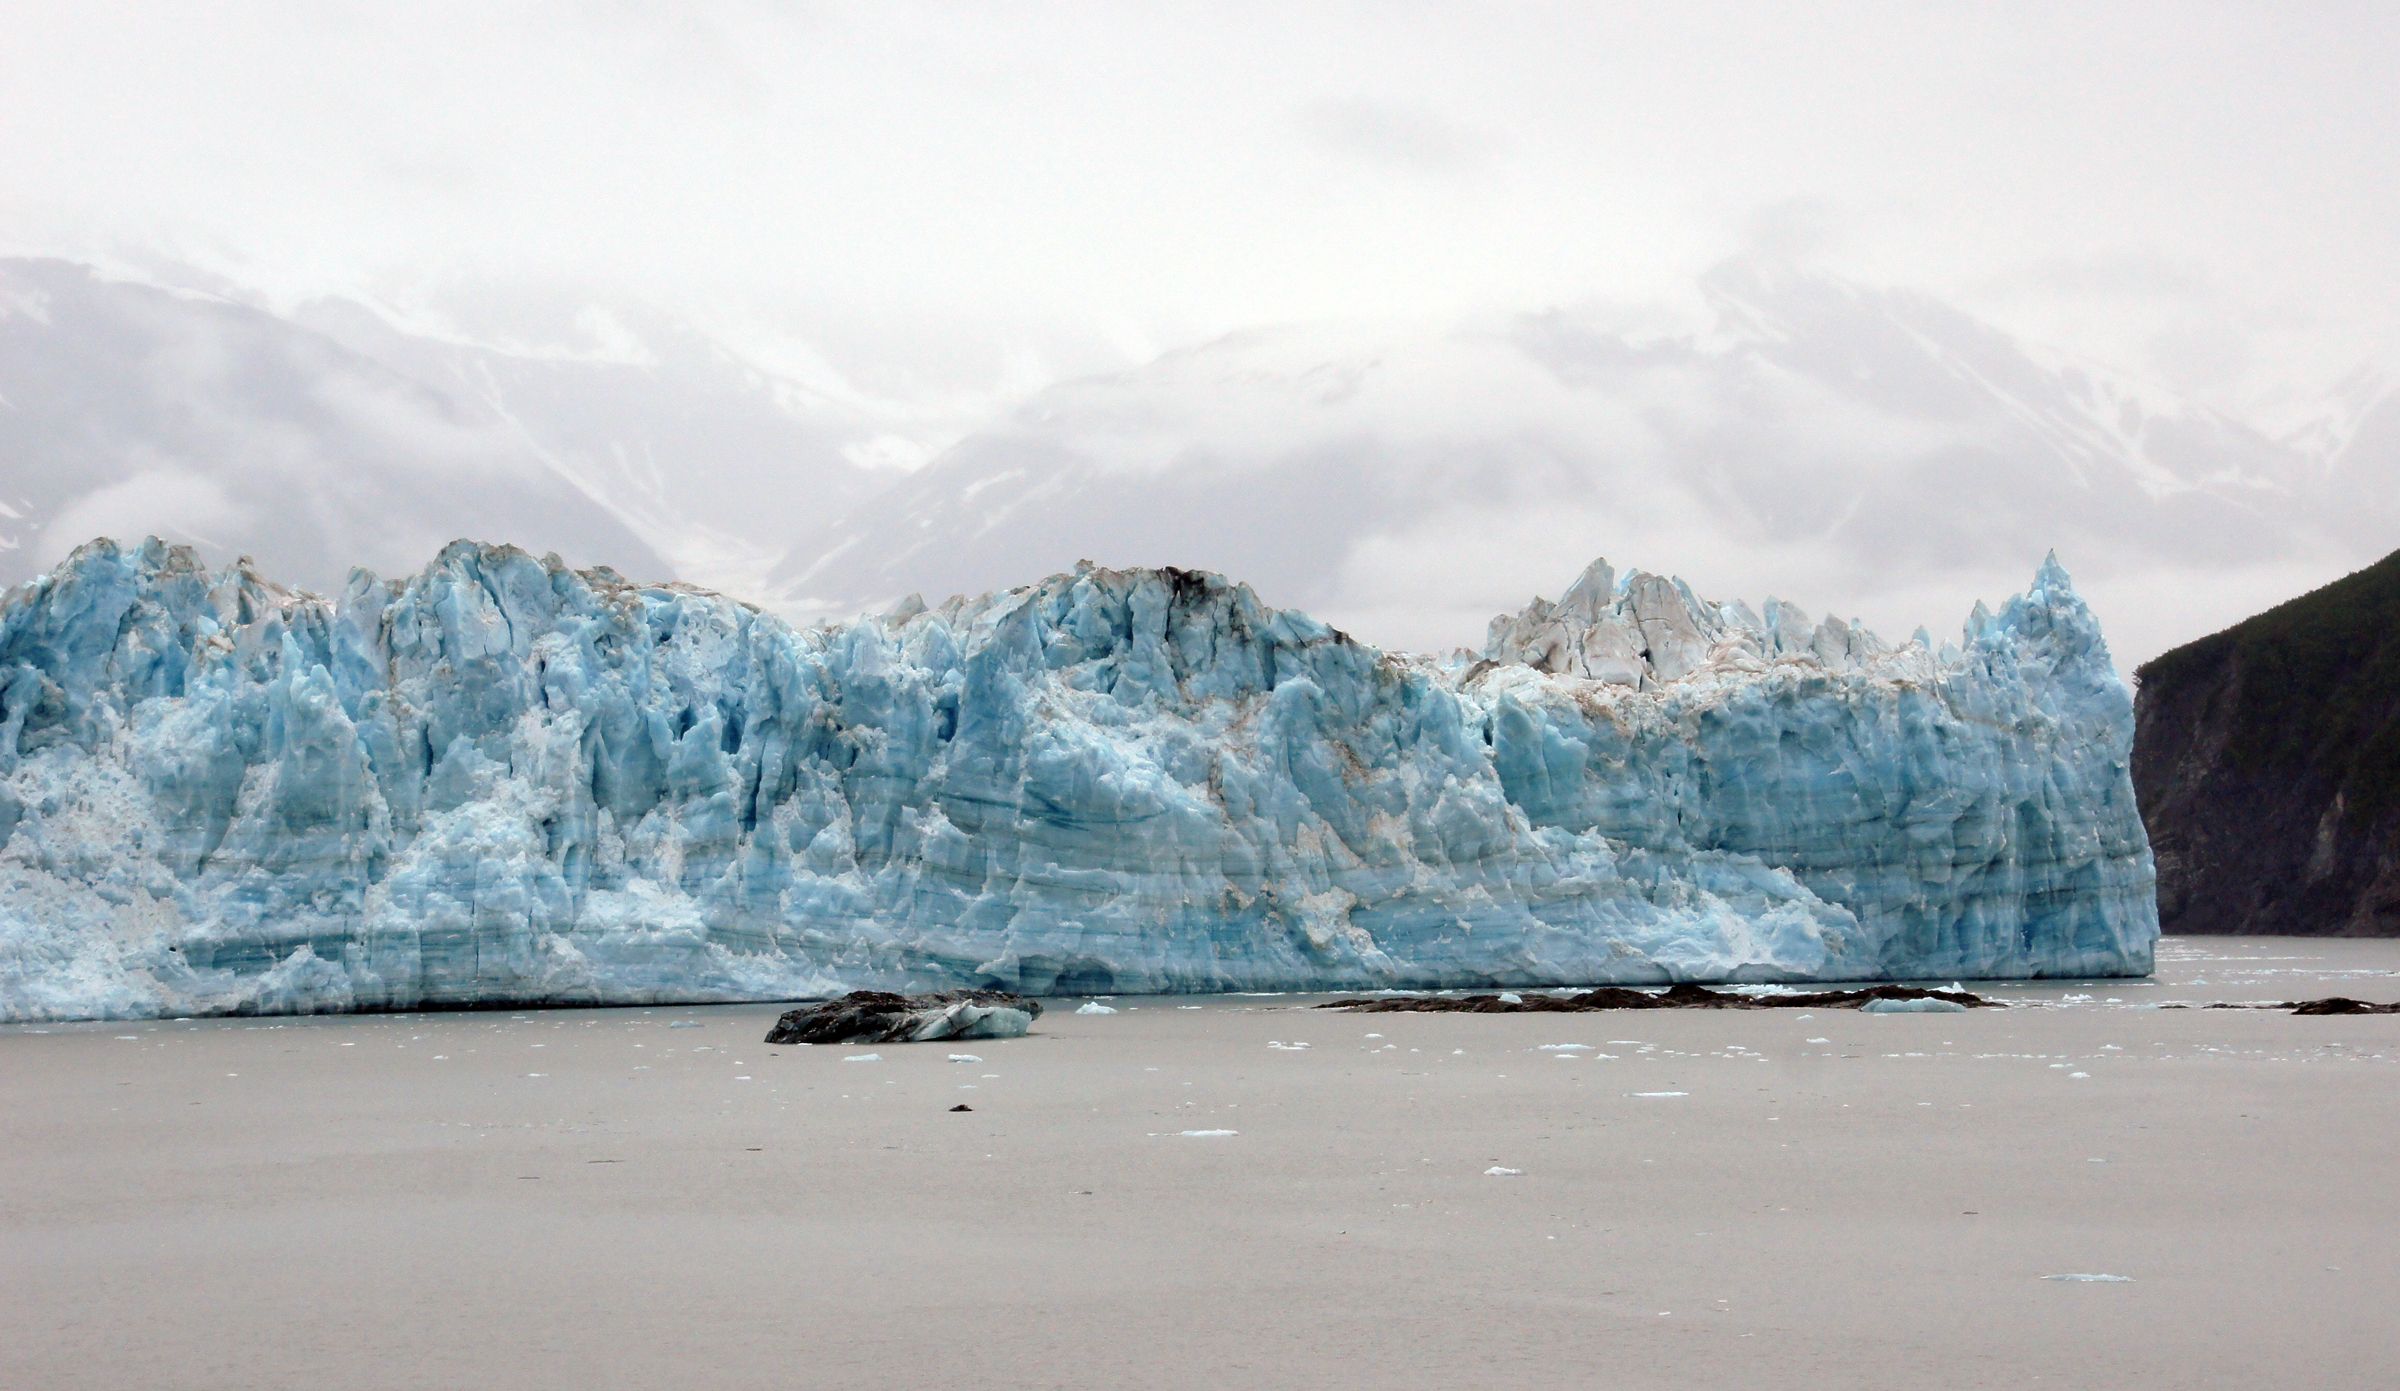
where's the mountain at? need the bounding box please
[0,257,895,596]
[772,258,2345,663]
[290,292,895,592]
[2133,550,2400,936]
[0,258,670,590]
[2316,378,2400,555]
[3,252,2382,667]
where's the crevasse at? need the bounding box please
[0,539,2155,1021]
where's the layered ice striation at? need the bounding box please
[0,540,2155,1021]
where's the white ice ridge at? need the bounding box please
[1484,556,1903,685]
[0,538,2156,1021]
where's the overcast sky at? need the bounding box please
[7,2,2393,414]
[2,2,2394,664]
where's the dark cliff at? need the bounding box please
[2133,550,2400,935]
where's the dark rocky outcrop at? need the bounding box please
[2288,997,2400,1015]
[2133,550,2400,935]
[764,990,1041,1045]
[2182,997,2400,1015]
[1319,982,1992,1012]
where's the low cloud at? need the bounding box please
[1294,98,1496,178]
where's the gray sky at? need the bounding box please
[2,2,2394,665]
[7,1,2392,414]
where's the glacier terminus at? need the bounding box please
[0,540,2156,1022]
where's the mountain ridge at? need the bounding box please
[1,252,2384,669]
[2134,549,2400,935]
[768,256,2354,665]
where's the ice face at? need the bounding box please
[0,539,2156,1022]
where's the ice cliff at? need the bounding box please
[0,540,2155,1021]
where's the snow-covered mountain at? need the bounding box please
[2317,376,2400,553]
[291,293,896,593]
[773,259,2363,664]
[1,253,2384,667]
[0,258,667,589]
[0,258,893,595]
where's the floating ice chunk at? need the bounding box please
[1076,1002,1118,1015]
[767,992,1037,1044]
[948,1054,982,1063]
[668,1021,702,1029]
[1178,1129,1238,1138]
[843,1053,882,1063]
[1537,1043,1594,1052]
[1497,993,1524,1005]
[2043,1273,2132,1283]
[1860,997,1969,1014]
[1806,1037,1831,1044]
[1630,1091,1689,1098]
[1484,1166,1524,1177]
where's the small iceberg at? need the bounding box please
[766,990,1040,1045]
[1861,997,1970,1014]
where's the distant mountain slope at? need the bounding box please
[5,252,2382,670]
[292,294,892,592]
[2319,382,2400,553]
[773,258,2331,659]
[0,257,903,596]
[2134,550,2400,935]
[0,258,670,590]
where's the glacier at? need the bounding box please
[0,539,2155,1022]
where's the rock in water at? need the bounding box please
[0,540,2154,1022]
[764,990,1041,1044]
[2286,997,2400,1015]
[2134,549,2400,936]
[2186,997,2400,1015]
[1322,983,1992,1013]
